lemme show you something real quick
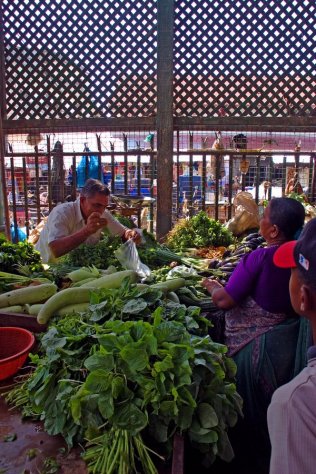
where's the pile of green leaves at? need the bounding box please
[6,281,242,473]
[61,234,123,269]
[115,214,135,229]
[137,230,184,269]
[166,212,234,250]
[0,234,43,274]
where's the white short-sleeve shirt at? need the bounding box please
[35,198,126,263]
[268,348,316,474]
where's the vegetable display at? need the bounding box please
[0,234,43,274]
[6,280,242,474]
[206,232,266,285]
[62,234,123,269]
[165,212,234,250]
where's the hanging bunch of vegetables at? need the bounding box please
[6,280,242,474]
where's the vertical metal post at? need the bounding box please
[10,155,18,241]
[111,142,115,193]
[282,155,287,196]
[123,133,128,194]
[156,0,174,240]
[47,135,53,212]
[308,153,313,201]
[176,130,180,217]
[96,134,102,182]
[201,153,206,212]
[189,132,193,216]
[255,155,261,203]
[22,157,30,238]
[228,154,233,219]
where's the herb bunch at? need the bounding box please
[166,211,234,250]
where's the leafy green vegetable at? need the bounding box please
[62,234,123,269]
[166,211,234,249]
[5,280,242,473]
[0,234,43,274]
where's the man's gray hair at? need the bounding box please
[81,179,110,198]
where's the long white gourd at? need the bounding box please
[80,270,138,288]
[37,270,139,324]
[37,288,91,324]
[0,283,57,308]
[56,302,90,316]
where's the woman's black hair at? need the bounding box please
[269,197,305,240]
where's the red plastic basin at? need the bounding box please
[0,327,35,381]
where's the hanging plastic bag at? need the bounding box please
[115,239,151,280]
[225,191,260,236]
[76,146,103,188]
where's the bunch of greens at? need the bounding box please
[165,212,234,250]
[6,281,242,474]
[61,234,123,269]
[115,214,135,229]
[137,230,185,269]
[0,234,43,274]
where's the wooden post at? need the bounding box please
[156,0,174,240]
[0,1,10,239]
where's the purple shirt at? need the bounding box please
[225,246,294,314]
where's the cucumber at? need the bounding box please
[71,277,98,287]
[80,270,138,289]
[166,291,180,303]
[25,303,44,315]
[0,283,57,309]
[151,278,186,293]
[0,305,24,313]
[37,288,92,324]
[56,302,90,316]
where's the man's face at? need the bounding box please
[80,192,109,219]
[289,267,306,317]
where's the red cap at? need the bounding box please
[273,241,297,268]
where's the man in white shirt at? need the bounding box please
[35,178,140,263]
[268,218,316,474]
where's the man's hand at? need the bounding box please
[123,229,142,245]
[86,212,108,235]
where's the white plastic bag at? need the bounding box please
[115,239,151,279]
[225,191,259,236]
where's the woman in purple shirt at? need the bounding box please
[203,197,310,471]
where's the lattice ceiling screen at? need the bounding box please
[2,0,157,119]
[174,0,316,117]
[2,0,316,120]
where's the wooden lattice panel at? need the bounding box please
[174,0,316,117]
[2,0,157,120]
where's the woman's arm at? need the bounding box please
[202,279,236,310]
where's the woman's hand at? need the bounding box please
[202,278,236,309]
[202,278,223,296]
[123,229,142,245]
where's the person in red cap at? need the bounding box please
[268,217,316,474]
